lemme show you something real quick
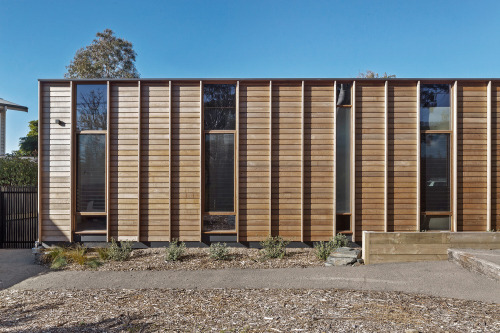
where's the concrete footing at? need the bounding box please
[448,249,500,282]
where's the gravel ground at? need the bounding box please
[42,248,325,271]
[1,289,498,332]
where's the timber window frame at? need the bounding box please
[73,83,108,235]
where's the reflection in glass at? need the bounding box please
[421,215,450,231]
[203,215,236,231]
[336,83,352,106]
[420,84,450,130]
[205,133,234,212]
[204,108,235,130]
[336,107,351,213]
[76,215,106,232]
[421,134,450,212]
[336,215,351,232]
[77,134,106,212]
[76,84,107,131]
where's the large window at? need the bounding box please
[203,84,236,232]
[75,84,107,233]
[420,84,451,231]
[336,83,352,232]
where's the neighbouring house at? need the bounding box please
[0,98,28,155]
[38,79,500,262]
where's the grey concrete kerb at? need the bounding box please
[448,249,500,282]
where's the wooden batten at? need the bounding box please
[199,81,203,241]
[416,81,421,232]
[69,81,75,242]
[351,81,356,240]
[106,81,111,241]
[384,80,388,233]
[168,81,172,241]
[335,81,338,237]
[487,81,492,231]
[269,80,273,236]
[137,81,142,241]
[301,80,305,242]
[453,81,458,232]
[37,81,42,242]
[236,81,240,241]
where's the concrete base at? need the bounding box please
[448,249,500,282]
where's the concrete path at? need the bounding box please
[2,249,498,303]
[0,249,49,290]
[449,249,500,282]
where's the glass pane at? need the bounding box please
[421,215,450,231]
[421,134,450,212]
[336,215,351,232]
[77,134,106,212]
[336,83,351,106]
[204,108,236,130]
[420,84,450,130]
[76,215,106,232]
[205,133,234,212]
[336,107,351,213]
[76,84,107,131]
[203,84,236,108]
[203,215,236,231]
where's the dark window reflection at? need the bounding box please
[76,84,107,131]
[336,107,351,213]
[420,84,450,130]
[420,215,450,231]
[203,215,236,231]
[336,83,352,106]
[205,133,234,212]
[204,84,236,130]
[76,215,106,232]
[421,134,450,212]
[77,134,106,212]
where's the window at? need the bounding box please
[336,83,352,232]
[75,84,107,233]
[420,84,451,231]
[203,84,237,232]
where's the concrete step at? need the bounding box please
[448,249,500,282]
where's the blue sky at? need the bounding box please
[1,0,500,153]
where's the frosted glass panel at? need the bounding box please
[336,107,351,213]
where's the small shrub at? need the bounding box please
[259,235,290,259]
[332,233,349,248]
[107,238,133,261]
[165,239,186,261]
[45,246,68,269]
[209,242,229,261]
[85,258,102,269]
[314,241,335,261]
[96,247,110,260]
[67,244,88,265]
[50,256,68,270]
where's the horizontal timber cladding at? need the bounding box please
[41,83,72,241]
[238,82,271,241]
[355,82,386,242]
[109,83,139,240]
[387,82,418,232]
[303,83,335,241]
[457,82,488,231]
[140,82,170,241]
[492,83,500,231]
[271,82,303,241]
[170,83,201,241]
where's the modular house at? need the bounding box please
[38,79,500,259]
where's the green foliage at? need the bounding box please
[50,256,68,270]
[17,120,38,156]
[106,238,133,261]
[259,235,290,259]
[165,239,186,261]
[85,258,102,269]
[209,242,230,261]
[314,234,349,261]
[332,233,349,248]
[357,70,396,79]
[65,29,140,79]
[0,155,37,186]
[96,247,110,260]
[67,244,88,265]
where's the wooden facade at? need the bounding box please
[39,79,500,244]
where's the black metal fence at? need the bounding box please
[0,186,37,249]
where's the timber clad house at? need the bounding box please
[39,79,500,263]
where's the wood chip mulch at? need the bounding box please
[1,288,498,332]
[44,248,326,271]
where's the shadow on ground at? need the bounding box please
[0,249,49,290]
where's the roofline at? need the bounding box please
[0,104,28,112]
[38,78,500,82]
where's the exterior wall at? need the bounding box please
[39,79,500,244]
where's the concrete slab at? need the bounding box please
[0,249,49,290]
[448,249,500,282]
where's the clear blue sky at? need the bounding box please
[1,0,500,153]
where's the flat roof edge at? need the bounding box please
[38,78,500,82]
